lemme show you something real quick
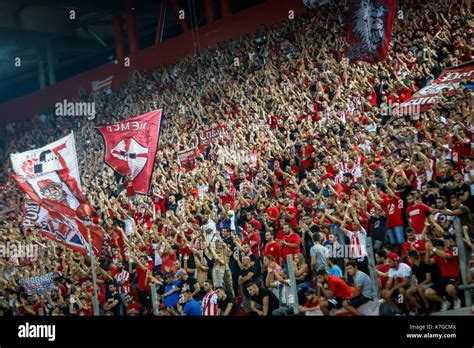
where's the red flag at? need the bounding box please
[345,0,396,63]
[12,168,86,209]
[97,109,163,195]
[396,62,474,114]
[178,148,198,171]
[39,199,104,256]
[195,124,227,148]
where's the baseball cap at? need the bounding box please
[305,288,317,296]
[387,253,400,262]
[176,269,187,277]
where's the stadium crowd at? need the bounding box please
[0,0,473,316]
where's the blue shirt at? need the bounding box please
[183,299,202,316]
[329,265,343,277]
[164,280,180,307]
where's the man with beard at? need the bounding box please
[201,279,218,316]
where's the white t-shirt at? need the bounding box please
[124,218,135,236]
[388,263,412,282]
[202,217,217,244]
[197,184,209,201]
[227,210,236,231]
[152,243,162,267]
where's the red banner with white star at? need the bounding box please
[97,109,163,195]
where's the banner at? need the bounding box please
[345,0,396,63]
[13,169,86,210]
[97,109,163,195]
[22,197,45,229]
[178,148,198,170]
[396,62,474,113]
[19,272,56,295]
[20,197,103,256]
[195,125,227,148]
[10,132,82,189]
[36,199,104,256]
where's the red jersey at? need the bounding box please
[275,230,285,242]
[281,232,301,262]
[383,193,404,228]
[126,301,142,316]
[161,252,177,274]
[401,238,426,257]
[264,241,282,265]
[243,232,261,257]
[152,195,166,212]
[125,180,135,197]
[433,249,460,280]
[376,264,390,290]
[137,261,153,291]
[285,206,298,229]
[406,203,431,234]
[327,275,354,299]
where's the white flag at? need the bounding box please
[10,132,82,189]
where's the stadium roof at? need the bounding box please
[0,0,261,103]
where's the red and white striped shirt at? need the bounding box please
[201,291,218,316]
[114,270,130,294]
[347,229,368,260]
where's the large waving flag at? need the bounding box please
[345,0,396,63]
[40,199,104,256]
[21,197,103,256]
[10,132,81,188]
[13,168,86,210]
[11,133,103,255]
[97,109,163,195]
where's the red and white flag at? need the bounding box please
[97,109,163,195]
[11,133,104,255]
[195,124,227,148]
[39,199,104,256]
[178,148,198,171]
[10,132,82,189]
[396,62,474,113]
[345,0,396,63]
[21,197,103,256]
[13,168,86,210]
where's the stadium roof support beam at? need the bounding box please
[37,59,46,90]
[125,0,139,57]
[219,0,231,18]
[155,0,168,44]
[112,15,125,62]
[170,0,190,32]
[46,39,55,86]
[204,0,214,24]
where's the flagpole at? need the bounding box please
[87,227,101,316]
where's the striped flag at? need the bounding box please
[91,75,113,93]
